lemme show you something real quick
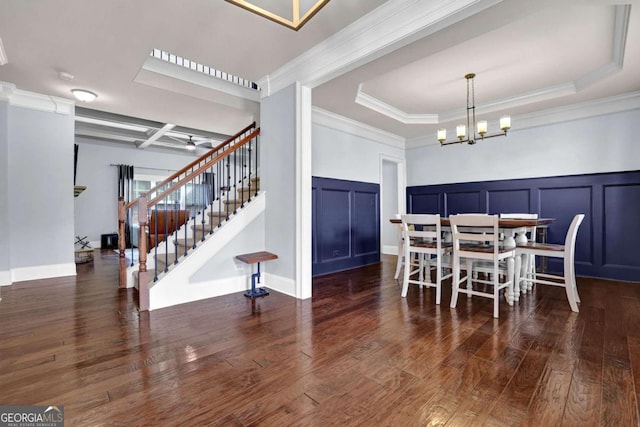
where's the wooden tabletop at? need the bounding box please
[390,217,554,228]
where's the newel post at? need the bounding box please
[138,197,149,311]
[118,197,127,288]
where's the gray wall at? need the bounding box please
[7,104,75,269]
[261,84,296,280]
[0,102,9,275]
[407,108,640,186]
[312,123,404,183]
[190,212,265,281]
[74,137,197,245]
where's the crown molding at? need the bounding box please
[258,0,503,96]
[356,4,630,125]
[355,84,438,124]
[313,106,406,149]
[405,90,640,149]
[0,81,73,115]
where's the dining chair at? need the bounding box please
[401,214,452,304]
[500,213,538,294]
[515,214,584,312]
[394,221,417,280]
[449,214,515,318]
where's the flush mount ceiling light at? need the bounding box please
[438,73,511,146]
[226,0,331,31]
[71,89,98,103]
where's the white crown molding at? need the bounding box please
[0,81,74,115]
[313,106,406,149]
[355,84,438,124]
[405,90,640,149]
[0,37,7,66]
[258,0,504,96]
[357,4,630,125]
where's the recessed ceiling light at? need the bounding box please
[71,89,98,102]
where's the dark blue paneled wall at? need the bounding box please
[313,177,380,276]
[407,171,640,282]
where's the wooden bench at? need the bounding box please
[235,251,278,298]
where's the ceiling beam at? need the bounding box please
[138,123,176,149]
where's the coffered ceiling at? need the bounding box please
[0,0,638,150]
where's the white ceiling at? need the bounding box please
[0,0,639,148]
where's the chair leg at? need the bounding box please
[564,256,579,312]
[401,249,411,298]
[450,255,460,309]
[506,256,514,307]
[466,259,473,297]
[493,263,500,318]
[394,248,403,280]
[435,256,441,305]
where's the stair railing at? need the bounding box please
[118,124,260,311]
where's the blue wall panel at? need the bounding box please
[318,189,351,262]
[407,171,640,282]
[603,184,640,279]
[488,189,530,214]
[409,192,440,214]
[445,191,482,214]
[313,177,380,276]
[539,186,593,273]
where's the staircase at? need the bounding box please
[118,123,262,311]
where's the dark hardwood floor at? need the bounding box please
[1,251,639,426]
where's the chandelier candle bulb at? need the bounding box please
[500,116,511,131]
[477,120,488,135]
[437,128,447,142]
[456,124,466,139]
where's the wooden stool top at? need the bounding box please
[236,251,278,264]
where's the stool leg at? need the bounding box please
[244,262,269,298]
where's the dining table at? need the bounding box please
[390,216,555,303]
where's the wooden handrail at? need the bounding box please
[125,121,256,210]
[147,128,260,209]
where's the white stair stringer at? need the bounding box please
[126,192,266,307]
[124,192,237,288]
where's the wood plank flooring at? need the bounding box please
[0,251,639,426]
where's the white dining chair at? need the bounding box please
[449,214,515,318]
[515,214,584,312]
[500,213,538,294]
[401,214,452,304]
[394,221,417,280]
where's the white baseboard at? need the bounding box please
[382,245,398,255]
[0,270,10,286]
[89,240,101,249]
[264,273,298,298]
[11,263,77,283]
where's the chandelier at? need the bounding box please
[226,0,331,31]
[437,73,511,146]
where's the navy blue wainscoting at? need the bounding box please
[312,177,380,276]
[407,171,640,282]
